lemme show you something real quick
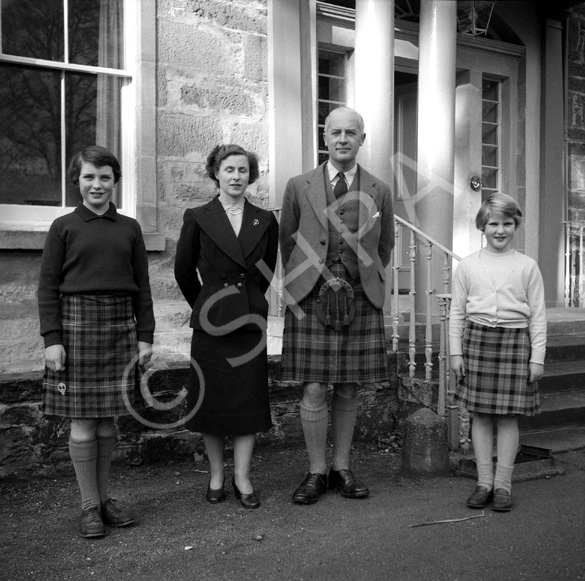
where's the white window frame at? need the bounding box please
[0,0,161,250]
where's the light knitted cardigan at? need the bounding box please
[449,249,546,365]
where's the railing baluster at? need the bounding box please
[577,222,585,307]
[565,222,571,307]
[425,241,433,381]
[392,221,401,352]
[408,229,417,378]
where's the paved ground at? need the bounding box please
[1,443,584,581]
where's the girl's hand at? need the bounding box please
[528,362,544,383]
[138,341,153,367]
[45,345,66,372]
[450,355,465,384]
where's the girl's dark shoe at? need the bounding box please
[491,488,513,512]
[101,499,135,527]
[466,486,494,508]
[232,475,260,509]
[206,481,226,504]
[79,506,105,538]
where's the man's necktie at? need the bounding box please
[333,172,348,198]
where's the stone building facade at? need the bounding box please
[2,0,585,475]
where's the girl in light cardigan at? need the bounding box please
[449,193,546,512]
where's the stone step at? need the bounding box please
[540,360,585,394]
[519,391,585,432]
[546,333,585,363]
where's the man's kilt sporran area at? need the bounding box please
[281,274,388,384]
[454,320,540,416]
[42,294,145,418]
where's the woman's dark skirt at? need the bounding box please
[186,328,272,437]
[454,321,540,416]
[42,295,144,418]
[281,277,388,384]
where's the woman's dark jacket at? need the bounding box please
[174,196,279,333]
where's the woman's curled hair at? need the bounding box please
[205,144,259,187]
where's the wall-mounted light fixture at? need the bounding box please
[457,1,495,37]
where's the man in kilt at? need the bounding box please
[279,106,394,504]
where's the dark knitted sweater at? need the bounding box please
[38,203,155,347]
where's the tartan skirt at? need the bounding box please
[42,295,144,418]
[281,270,388,384]
[454,321,540,416]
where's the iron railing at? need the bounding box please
[564,220,585,307]
[268,211,468,450]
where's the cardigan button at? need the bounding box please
[237,283,243,288]
[223,283,229,288]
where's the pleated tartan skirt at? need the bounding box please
[42,295,144,418]
[454,321,540,416]
[281,274,388,384]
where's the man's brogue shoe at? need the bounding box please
[328,469,369,499]
[292,473,328,504]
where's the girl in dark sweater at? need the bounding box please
[38,146,155,538]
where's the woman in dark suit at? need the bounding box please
[174,144,278,509]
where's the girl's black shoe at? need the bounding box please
[231,475,260,509]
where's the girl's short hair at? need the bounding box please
[475,192,523,230]
[205,144,259,187]
[68,146,122,185]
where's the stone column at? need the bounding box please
[540,15,569,307]
[354,0,394,186]
[414,0,457,317]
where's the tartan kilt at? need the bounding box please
[454,321,540,416]
[42,295,145,418]
[281,277,388,384]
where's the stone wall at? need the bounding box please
[150,0,271,364]
[0,0,271,375]
[0,357,414,478]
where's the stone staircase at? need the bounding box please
[519,307,585,454]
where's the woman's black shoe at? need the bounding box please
[206,481,226,504]
[231,475,260,509]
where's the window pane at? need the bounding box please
[482,145,498,168]
[319,75,345,103]
[482,122,498,145]
[482,167,498,189]
[482,100,498,124]
[319,51,345,77]
[69,0,124,69]
[1,0,64,61]
[65,72,123,207]
[0,64,62,206]
[482,79,499,101]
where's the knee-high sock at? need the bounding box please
[69,437,100,510]
[476,462,494,491]
[96,434,116,502]
[494,417,519,493]
[494,464,514,493]
[331,393,358,471]
[300,402,329,474]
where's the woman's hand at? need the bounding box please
[528,362,544,383]
[450,355,465,384]
[45,344,66,372]
[138,341,153,367]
